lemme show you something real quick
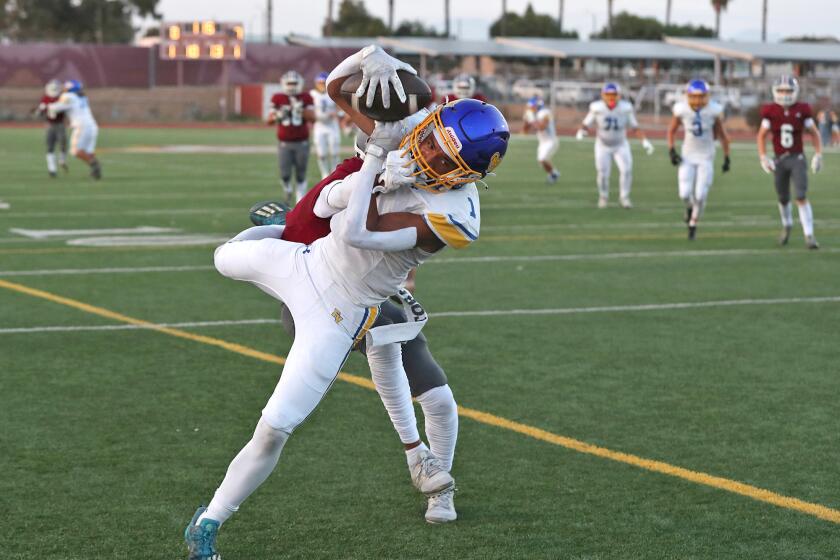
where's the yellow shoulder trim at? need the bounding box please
[425,213,471,249]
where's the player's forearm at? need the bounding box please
[756,128,768,158]
[327,76,374,135]
[667,120,679,149]
[809,125,823,154]
[336,156,417,251]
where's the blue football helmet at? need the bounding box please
[527,95,544,111]
[315,71,329,83]
[401,99,510,193]
[686,79,710,110]
[64,79,83,94]
[601,82,621,108]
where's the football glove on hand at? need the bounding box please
[722,155,731,173]
[642,138,655,155]
[376,150,416,194]
[357,45,417,109]
[760,155,776,174]
[367,121,405,157]
[575,128,587,141]
[669,147,682,166]
[811,153,823,173]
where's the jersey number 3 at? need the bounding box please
[691,117,703,137]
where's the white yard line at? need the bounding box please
[0,248,835,277]
[431,296,840,318]
[4,296,839,335]
[0,319,282,334]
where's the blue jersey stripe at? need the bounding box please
[447,214,477,240]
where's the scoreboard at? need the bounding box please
[159,21,245,60]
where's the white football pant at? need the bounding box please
[314,126,341,178]
[70,123,98,155]
[214,235,379,433]
[678,157,715,222]
[594,140,633,200]
[537,139,558,162]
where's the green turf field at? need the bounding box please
[2,126,839,559]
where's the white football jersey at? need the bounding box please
[526,108,556,142]
[318,182,480,307]
[673,100,723,160]
[583,100,638,147]
[49,92,97,128]
[310,89,340,132]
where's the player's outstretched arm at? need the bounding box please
[333,122,443,254]
[756,123,776,173]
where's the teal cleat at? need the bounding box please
[249,200,290,226]
[184,506,221,560]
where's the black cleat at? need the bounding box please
[806,235,820,250]
[61,162,69,173]
[49,171,57,178]
[688,225,697,241]
[779,226,792,246]
[90,161,102,180]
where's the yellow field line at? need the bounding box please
[2,276,839,526]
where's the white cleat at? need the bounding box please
[619,197,633,209]
[0,201,9,210]
[409,449,454,495]
[597,197,608,209]
[425,486,457,524]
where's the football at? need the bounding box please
[339,70,432,122]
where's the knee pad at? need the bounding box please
[417,384,457,416]
[254,418,290,455]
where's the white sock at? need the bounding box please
[46,153,57,173]
[797,201,814,237]
[296,181,307,202]
[198,419,289,526]
[405,441,429,468]
[416,385,458,472]
[282,180,292,199]
[778,202,793,227]
[317,157,329,178]
[690,199,706,226]
[59,152,67,165]
[367,342,421,445]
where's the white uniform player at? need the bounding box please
[523,96,560,183]
[184,45,510,559]
[311,71,342,178]
[577,83,654,208]
[47,80,102,179]
[667,80,731,240]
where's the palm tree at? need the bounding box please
[607,0,614,38]
[665,0,673,26]
[711,0,731,38]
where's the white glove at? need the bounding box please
[760,155,776,174]
[357,45,417,109]
[376,150,416,194]
[811,153,823,173]
[642,138,655,155]
[575,129,586,141]
[367,121,406,158]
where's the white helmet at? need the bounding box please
[772,75,800,107]
[281,71,303,95]
[45,79,62,97]
[452,74,476,98]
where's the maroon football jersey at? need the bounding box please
[39,95,65,124]
[282,157,364,245]
[270,92,314,142]
[760,102,813,156]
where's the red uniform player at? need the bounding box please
[438,74,487,105]
[36,79,68,177]
[268,71,314,204]
[757,75,823,249]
